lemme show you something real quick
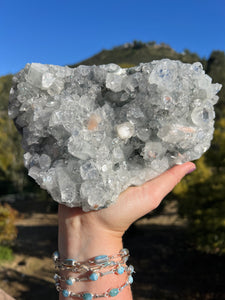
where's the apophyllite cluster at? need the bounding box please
[9,60,222,211]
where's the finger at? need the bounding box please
[128,162,196,220]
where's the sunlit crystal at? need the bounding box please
[9,60,222,211]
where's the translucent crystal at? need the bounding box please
[191,101,215,127]
[26,63,48,88]
[42,72,55,89]
[116,122,135,140]
[142,142,166,161]
[39,154,51,170]
[56,167,77,205]
[9,60,222,211]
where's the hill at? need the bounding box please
[70,40,203,67]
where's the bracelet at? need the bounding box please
[53,248,130,273]
[54,259,127,274]
[55,275,134,299]
[53,248,134,299]
[54,264,134,285]
[54,265,134,285]
[53,248,129,266]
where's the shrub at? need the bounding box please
[0,203,18,245]
[0,245,13,261]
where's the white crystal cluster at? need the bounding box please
[8,60,222,211]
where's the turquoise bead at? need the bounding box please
[66,277,73,285]
[128,265,134,273]
[128,275,133,284]
[94,255,109,264]
[120,248,129,255]
[109,288,119,297]
[64,259,76,266]
[54,273,59,281]
[83,293,93,300]
[62,289,70,297]
[52,251,59,260]
[89,272,99,281]
[116,266,125,275]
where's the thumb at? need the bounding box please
[129,162,196,220]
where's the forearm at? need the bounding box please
[57,204,133,300]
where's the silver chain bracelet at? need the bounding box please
[52,248,134,299]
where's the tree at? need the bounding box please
[0,75,24,193]
[206,51,225,117]
[0,75,13,111]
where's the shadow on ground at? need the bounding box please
[1,268,57,300]
[15,224,57,258]
[125,224,225,300]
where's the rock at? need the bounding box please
[8,60,222,211]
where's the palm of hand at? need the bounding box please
[70,162,195,237]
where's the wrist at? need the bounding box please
[57,205,132,300]
[58,204,123,260]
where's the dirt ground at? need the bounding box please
[1,198,225,300]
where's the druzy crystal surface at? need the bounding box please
[9,60,222,211]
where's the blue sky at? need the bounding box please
[0,0,225,77]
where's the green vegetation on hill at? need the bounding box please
[206,50,225,115]
[0,203,17,261]
[71,41,202,67]
[0,75,25,193]
[0,75,13,111]
[1,41,225,254]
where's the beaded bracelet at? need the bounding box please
[55,260,128,274]
[53,248,129,266]
[53,248,130,273]
[53,248,134,299]
[55,274,134,299]
[54,264,134,285]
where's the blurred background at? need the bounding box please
[0,0,225,299]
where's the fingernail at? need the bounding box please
[186,166,196,174]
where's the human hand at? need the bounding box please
[59,162,196,249]
[57,162,196,300]
[58,161,196,260]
